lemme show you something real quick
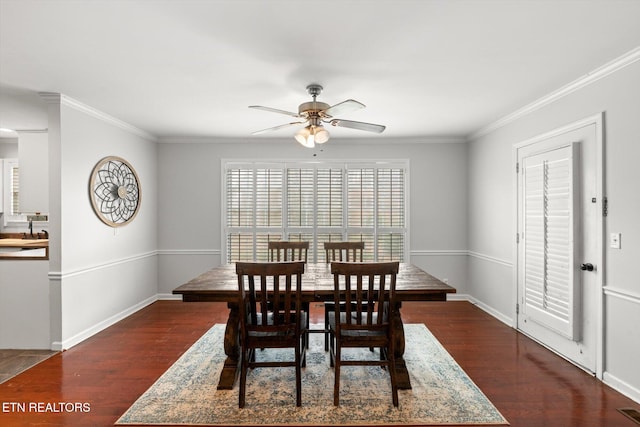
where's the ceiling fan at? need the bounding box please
[249,84,386,148]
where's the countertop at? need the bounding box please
[0,238,49,247]
[0,238,49,259]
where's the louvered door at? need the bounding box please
[516,116,602,375]
[522,144,579,340]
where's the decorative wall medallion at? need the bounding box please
[89,156,141,227]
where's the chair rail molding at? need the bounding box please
[603,286,640,305]
[411,249,512,268]
[467,251,512,267]
[157,249,221,256]
[410,249,468,257]
[48,250,157,280]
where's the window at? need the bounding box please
[2,159,23,222]
[10,163,20,215]
[223,160,408,263]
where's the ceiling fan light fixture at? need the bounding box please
[295,127,315,148]
[313,126,330,144]
[295,124,330,148]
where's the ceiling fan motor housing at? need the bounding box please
[298,101,330,116]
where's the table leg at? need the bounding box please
[217,302,240,390]
[392,302,412,389]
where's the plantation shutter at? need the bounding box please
[226,167,284,261]
[316,168,343,228]
[316,168,344,261]
[287,168,314,227]
[255,168,282,228]
[10,165,20,215]
[226,168,254,228]
[377,168,405,261]
[225,161,407,263]
[346,166,405,261]
[347,168,375,227]
[522,144,579,340]
[255,168,283,260]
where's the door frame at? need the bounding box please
[512,112,604,379]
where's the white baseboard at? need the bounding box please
[466,296,514,327]
[445,294,513,327]
[158,293,182,300]
[603,372,640,404]
[446,293,471,301]
[52,295,158,351]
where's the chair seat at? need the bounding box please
[323,301,371,351]
[327,312,386,341]
[247,312,308,338]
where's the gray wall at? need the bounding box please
[157,139,469,297]
[50,96,159,349]
[468,60,640,401]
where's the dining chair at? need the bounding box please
[267,241,310,344]
[322,241,365,351]
[236,261,307,408]
[268,241,309,262]
[323,241,365,263]
[328,261,400,407]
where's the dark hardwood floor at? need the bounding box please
[0,300,637,426]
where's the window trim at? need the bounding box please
[221,158,410,264]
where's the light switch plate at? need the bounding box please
[610,233,621,249]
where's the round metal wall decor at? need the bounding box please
[89,156,141,227]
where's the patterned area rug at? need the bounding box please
[117,324,508,425]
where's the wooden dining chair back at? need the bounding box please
[323,241,365,263]
[236,261,307,408]
[322,241,365,350]
[268,241,309,262]
[328,261,400,407]
[267,241,310,345]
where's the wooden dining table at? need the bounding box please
[173,262,456,390]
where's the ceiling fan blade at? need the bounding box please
[251,121,306,135]
[249,105,301,118]
[329,119,386,133]
[323,99,365,117]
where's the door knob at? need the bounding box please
[580,263,594,271]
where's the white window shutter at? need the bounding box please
[225,162,407,263]
[522,144,580,340]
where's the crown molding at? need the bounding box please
[38,92,157,142]
[158,135,467,144]
[470,46,640,140]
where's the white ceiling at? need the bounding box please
[1,0,640,141]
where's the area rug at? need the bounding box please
[117,324,508,426]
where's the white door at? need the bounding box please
[516,116,602,375]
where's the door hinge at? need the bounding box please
[516,233,520,244]
[516,303,520,314]
[516,162,519,174]
[603,196,608,217]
